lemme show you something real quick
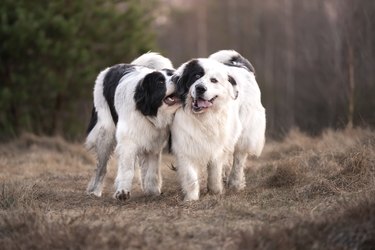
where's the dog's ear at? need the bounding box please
[228,75,239,100]
[230,55,256,75]
[134,72,166,116]
[171,74,180,85]
[163,68,175,77]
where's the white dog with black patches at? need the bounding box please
[171,51,265,201]
[85,52,180,200]
[171,58,242,201]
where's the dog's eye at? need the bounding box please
[158,80,165,84]
[210,78,218,83]
[195,74,202,79]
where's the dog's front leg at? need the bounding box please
[114,141,137,201]
[207,157,224,195]
[228,151,247,190]
[140,152,162,196]
[177,158,199,201]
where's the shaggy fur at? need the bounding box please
[171,51,266,201]
[85,53,180,200]
[209,50,266,189]
[171,58,242,201]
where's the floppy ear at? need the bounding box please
[134,72,166,116]
[171,75,180,85]
[228,75,239,100]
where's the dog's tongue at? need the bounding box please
[196,99,212,108]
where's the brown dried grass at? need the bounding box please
[0,128,374,249]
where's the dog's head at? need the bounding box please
[172,59,238,114]
[133,68,181,119]
[209,50,255,75]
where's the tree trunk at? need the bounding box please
[347,44,355,129]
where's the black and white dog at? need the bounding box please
[171,51,265,201]
[85,52,180,200]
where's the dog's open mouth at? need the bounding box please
[164,94,180,106]
[192,96,217,113]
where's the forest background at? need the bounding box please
[0,0,374,140]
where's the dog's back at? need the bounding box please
[131,52,173,70]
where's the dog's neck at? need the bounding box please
[146,112,174,129]
[186,106,230,133]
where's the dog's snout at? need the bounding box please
[195,84,207,95]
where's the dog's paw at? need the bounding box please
[227,180,245,191]
[86,182,103,197]
[87,190,102,197]
[114,190,131,201]
[144,188,161,196]
[183,192,199,202]
[207,186,223,195]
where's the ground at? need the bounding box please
[1,129,375,249]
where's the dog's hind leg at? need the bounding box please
[86,122,116,197]
[228,151,247,190]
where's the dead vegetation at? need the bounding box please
[0,128,375,249]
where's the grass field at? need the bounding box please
[1,128,375,249]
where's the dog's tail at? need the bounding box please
[209,50,255,75]
[86,69,109,136]
[87,106,98,135]
[85,67,116,152]
[131,52,173,70]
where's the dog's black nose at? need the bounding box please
[195,84,207,95]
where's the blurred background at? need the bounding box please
[1,0,374,140]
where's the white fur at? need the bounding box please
[209,50,266,190]
[85,53,180,199]
[171,59,242,201]
[131,52,173,70]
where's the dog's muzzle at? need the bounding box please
[192,84,217,113]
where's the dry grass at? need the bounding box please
[0,129,375,249]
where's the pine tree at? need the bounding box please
[0,0,156,140]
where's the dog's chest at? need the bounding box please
[175,112,230,158]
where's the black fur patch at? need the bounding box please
[162,68,174,76]
[134,71,167,117]
[227,55,256,75]
[228,75,237,86]
[87,107,98,134]
[167,132,172,153]
[228,75,239,99]
[102,64,134,124]
[171,74,180,85]
[176,60,205,104]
